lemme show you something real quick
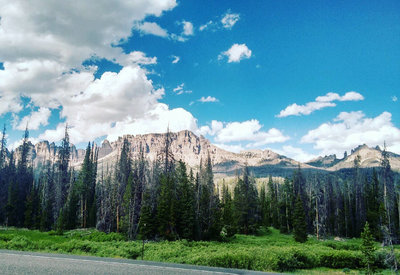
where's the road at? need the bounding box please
[0,250,279,275]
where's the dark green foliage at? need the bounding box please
[157,174,177,240]
[361,222,376,274]
[175,161,195,240]
[221,184,236,237]
[293,195,307,243]
[139,191,155,240]
[233,165,259,234]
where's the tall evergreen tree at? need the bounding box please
[361,222,376,274]
[233,165,259,234]
[293,195,308,243]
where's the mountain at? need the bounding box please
[8,131,400,176]
[94,130,314,177]
[306,154,340,168]
[327,144,400,172]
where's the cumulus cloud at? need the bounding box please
[219,44,252,63]
[221,10,240,29]
[134,22,169,38]
[182,20,194,36]
[273,145,318,162]
[301,111,400,156]
[198,96,219,103]
[0,0,190,144]
[199,120,224,136]
[16,107,51,130]
[277,102,336,118]
[202,119,289,148]
[173,83,192,95]
[38,65,166,143]
[277,91,364,117]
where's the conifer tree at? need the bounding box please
[293,195,307,243]
[361,222,376,274]
[233,165,259,234]
[175,161,195,240]
[221,184,235,237]
[139,190,155,240]
[157,173,177,240]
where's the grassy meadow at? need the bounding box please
[0,227,397,274]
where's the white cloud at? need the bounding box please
[105,104,199,142]
[16,107,51,130]
[173,83,192,95]
[221,10,240,29]
[277,102,336,118]
[0,0,176,111]
[339,91,364,101]
[0,0,185,144]
[199,96,219,103]
[204,119,289,147]
[170,21,194,42]
[171,55,180,64]
[214,143,244,153]
[182,20,194,36]
[301,111,400,156]
[122,51,157,66]
[0,0,176,67]
[273,145,317,162]
[135,22,169,38]
[199,120,224,136]
[199,20,214,31]
[392,96,398,102]
[39,64,165,143]
[277,91,364,117]
[219,43,252,63]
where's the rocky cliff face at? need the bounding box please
[94,130,312,176]
[326,144,400,171]
[10,131,400,175]
[13,140,83,167]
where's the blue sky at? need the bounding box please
[0,0,399,161]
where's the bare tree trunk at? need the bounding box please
[316,197,319,240]
[116,206,119,233]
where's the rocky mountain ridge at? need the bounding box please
[7,130,400,175]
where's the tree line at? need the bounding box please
[0,125,399,244]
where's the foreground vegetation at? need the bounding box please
[0,227,398,273]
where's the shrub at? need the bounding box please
[7,236,32,250]
[319,250,363,269]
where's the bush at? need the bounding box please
[7,236,32,250]
[319,250,363,269]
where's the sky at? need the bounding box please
[0,0,399,162]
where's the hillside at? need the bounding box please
[9,131,400,176]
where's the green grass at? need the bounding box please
[0,227,397,273]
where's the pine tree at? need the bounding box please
[55,124,71,221]
[16,127,34,227]
[361,222,376,274]
[175,161,195,240]
[139,190,155,240]
[156,174,177,240]
[366,169,381,240]
[293,195,307,243]
[221,184,236,237]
